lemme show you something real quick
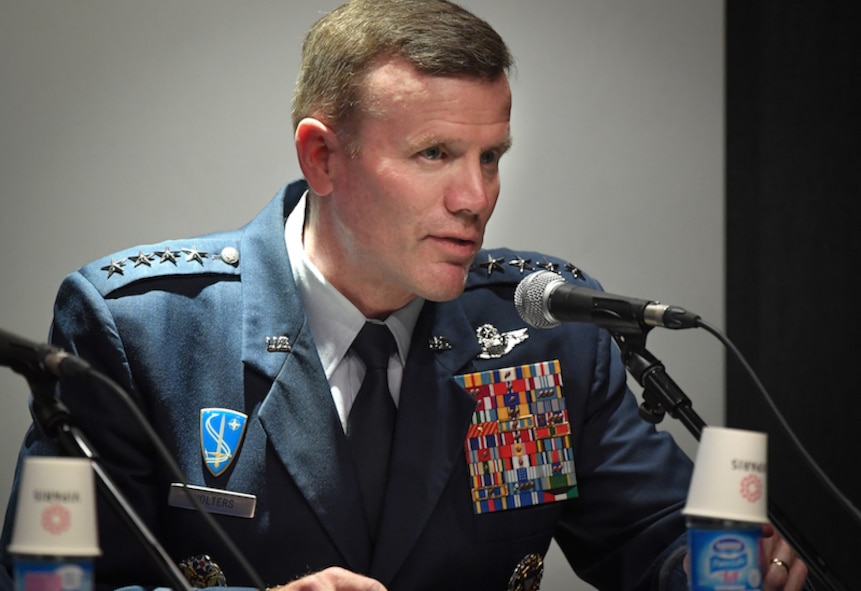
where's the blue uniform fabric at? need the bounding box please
[1,180,692,591]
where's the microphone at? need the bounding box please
[0,328,91,378]
[514,270,700,331]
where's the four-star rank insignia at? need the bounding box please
[200,408,248,477]
[455,360,578,515]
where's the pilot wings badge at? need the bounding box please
[476,324,529,360]
[200,408,248,477]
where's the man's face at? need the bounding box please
[308,57,512,318]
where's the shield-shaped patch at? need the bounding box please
[200,408,248,477]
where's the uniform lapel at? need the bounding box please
[258,329,371,571]
[371,299,481,582]
[241,183,371,571]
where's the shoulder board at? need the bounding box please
[78,235,242,297]
[466,248,594,289]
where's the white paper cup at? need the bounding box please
[683,426,768,524]
[7,457,101,557]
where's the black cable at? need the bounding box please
[82,367,267,590]
[695,317,861,528]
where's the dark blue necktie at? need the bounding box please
[347,322,397,540]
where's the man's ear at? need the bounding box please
[295,117,340,196]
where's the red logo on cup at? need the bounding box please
[41,503,71,535]
[739,474,763,503]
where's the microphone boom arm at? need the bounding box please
[608,325,841,590]
[610,329,706,438]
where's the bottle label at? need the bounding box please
[688,526,763,591]
[13,559,93,591]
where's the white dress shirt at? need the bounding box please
[285,192,424,431]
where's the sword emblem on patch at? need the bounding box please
[200,408,248,477]
[454,360,578,514]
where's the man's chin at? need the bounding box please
[419,267,470,302]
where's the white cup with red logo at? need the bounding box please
[684,427,769,591]
[683,426,769,523]
[8,456,101,557]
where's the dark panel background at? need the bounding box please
[726,3,861,589]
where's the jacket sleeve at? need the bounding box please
[0,270,168,590]
[552,321,693,591]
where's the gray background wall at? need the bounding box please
[0,2,723,589]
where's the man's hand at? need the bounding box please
[761,524,808,591]
[684,524,808,591]
[269,567,386,591]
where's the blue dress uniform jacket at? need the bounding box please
[1,180,692,591]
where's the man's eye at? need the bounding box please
[420,146,442,160]
[480,150,499,165]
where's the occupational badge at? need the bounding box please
[508,553,544,591]
[200,408,248,477]
[428,336,453,351]
[455,360,578,515]
[475,323,528,359]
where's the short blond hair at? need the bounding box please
[291,0,513,146]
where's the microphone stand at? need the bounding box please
[611,330,706,437]
[609,327,837,591]
[25,372,192,591]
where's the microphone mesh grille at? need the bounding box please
[514,270,563,329]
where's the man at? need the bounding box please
[1,1,806,590]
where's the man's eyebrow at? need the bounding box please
[406,133,444,151]
[496,136,514,154]
[406,134,514,153]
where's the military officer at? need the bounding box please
[1,1,807,590]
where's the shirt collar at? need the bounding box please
[285,192,423,378]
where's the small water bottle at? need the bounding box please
[682,427,769,591]
[12,556,94,591]
[687,516,763,591]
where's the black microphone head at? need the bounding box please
[514,270,566,329]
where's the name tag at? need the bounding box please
[168,483,257,519]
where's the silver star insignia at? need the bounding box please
[100,257,126,278]
[479,254,505,276]
[475,324,529,359]
[182,246,208,265]
[565,262,583,279]
[538,258,559,273]
[155,247,179,265]
[509,255,533,273]
[131,251,153,267]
